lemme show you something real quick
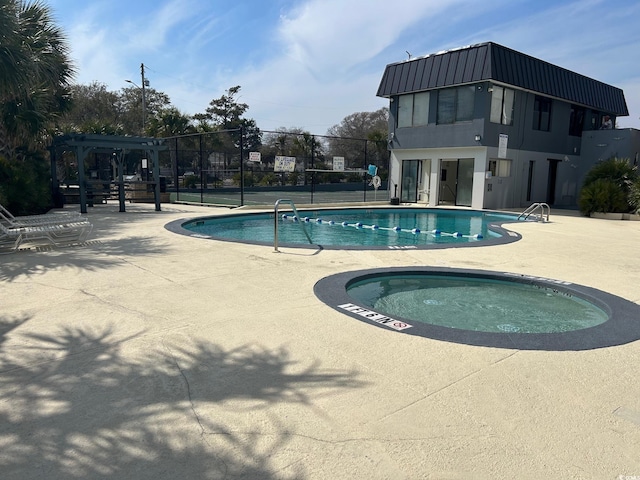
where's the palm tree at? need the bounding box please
[0,0,74,161]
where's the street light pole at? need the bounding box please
[140,63,147,133]
[125,63,148,134]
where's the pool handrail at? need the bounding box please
[518,203,550,222]
[274,199,313,252]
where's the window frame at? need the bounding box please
[488,158,512,178]
[397,92,430,128]
[533,95,552,131]
[568,105,585,137]
[490,86,515,126]
[437,86,476,124]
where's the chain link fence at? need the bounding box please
[160,130,390,207]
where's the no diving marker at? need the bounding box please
[338,303,412,331]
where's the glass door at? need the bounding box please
[456,158,474,206]
[401,160,421,203]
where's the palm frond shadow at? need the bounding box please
[0,235,169,281]
[0,325,367,479]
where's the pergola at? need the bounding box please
[50,134,167,213]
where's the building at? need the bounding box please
[376,42,639,209]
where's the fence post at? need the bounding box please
[240,126,244,207]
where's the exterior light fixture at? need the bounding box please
[475,134,482,142]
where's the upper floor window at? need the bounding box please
[569,105,585,136]
[533,96,551,131]
[437,86,475,124]
[490,86,514,125]
[397,92,430,127]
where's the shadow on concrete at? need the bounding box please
[0,314,30,349]
[0,325,367,479]
[0,236,169,282]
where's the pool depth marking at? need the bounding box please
[338,303,413,331]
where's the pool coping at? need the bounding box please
[164,206,525,250]
[313,266,640,351]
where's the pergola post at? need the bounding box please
[77,145,90,214]
[150,148,161,212]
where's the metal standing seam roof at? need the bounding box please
[376,42,629,116]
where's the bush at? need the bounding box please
[578,157,638,215]
[578,178,628,215]
[231,172,257,187]
[583,157,637,191]
[0,154,52,215]
[629,178,640,214]
[182,175,197,188]
[258,173,277,186]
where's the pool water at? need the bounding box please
[181,208,523,248]
[346,274,609,334]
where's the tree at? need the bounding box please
[117,85,171,135]
[57,82,122,134]
[325,107,389,169]
[0,0,74,160]
[205,85,248,128]
[0,0,74,213]
[198,85,262,165]
[146,107,194,138]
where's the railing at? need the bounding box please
[274,199,313,252]
[518,203,550,222]
[439,183,456,204]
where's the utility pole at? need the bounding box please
[141,63,147,133]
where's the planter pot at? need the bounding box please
[591,212,624,220]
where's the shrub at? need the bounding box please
[0,153,52,215]
[629,178,640,214]
[182,175,197,188]
[578,157,638,215]
[578,178,628,215]
[583,157,637,192]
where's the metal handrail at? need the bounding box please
[440,183,456,204]
[274,199,313,252]
[518,203,550,222]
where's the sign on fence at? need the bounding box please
[332,156,345,171]
[249,151,261,163]
[274,156,296,172]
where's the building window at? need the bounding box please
[569,105,585,136]
[490,86,514,125]
[397,92,430,128]
[437,86,475,124]
[533,96,551,131]
[488,158,512,177]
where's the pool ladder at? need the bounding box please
[274,199,313,252]
[518,203,550,222]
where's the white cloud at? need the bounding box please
[53,0,640,130]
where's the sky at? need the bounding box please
[47,0,640,133]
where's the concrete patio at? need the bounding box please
[1,202,639,479]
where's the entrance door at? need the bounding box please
[401,160,421,203]
[547,159,560,205]
[456,158,474,207]
[526,160,535,202]
[438,158,474,206]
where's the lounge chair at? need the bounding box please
[0,219,93,253]
[0,203,82,227]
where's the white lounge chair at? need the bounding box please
[0,219,93,253]
[0,203,82,227]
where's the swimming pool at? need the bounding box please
[314,267,640,350]
[168,207,525,250]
